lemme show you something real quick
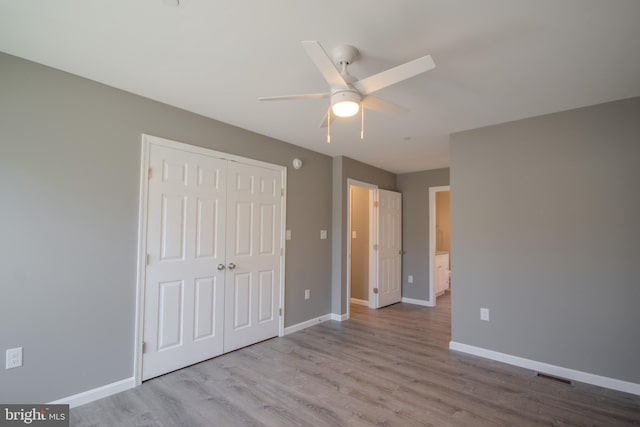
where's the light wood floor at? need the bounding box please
[72,294,640,426]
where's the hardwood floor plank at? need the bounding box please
[71,294,640,426]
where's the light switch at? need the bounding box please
[286,229,291,240]
[320,230,327,240]
[408,275,413,283]
[352,231,357,239]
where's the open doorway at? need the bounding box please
[428,186,451,306]
[347,180,403,318]
[347,180,376,319]
[349,184,372,308]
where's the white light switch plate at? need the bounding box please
[286,229,291,240]
[480,308,490,321]
[320,230,327,239]
[408,275,413,283]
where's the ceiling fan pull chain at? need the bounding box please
[361,102,364,140]
[327,107,331,143]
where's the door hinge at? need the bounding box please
[279,308,282,316]
[281,188,284,197]
[280,248,283,256]
[148,167,152,179]
[146,253,150,265]
[373,244,378,251]
[373,288,379,294]
[142,342,147,353]
[373,201,379,207]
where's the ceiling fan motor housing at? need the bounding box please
[331,45,359,65]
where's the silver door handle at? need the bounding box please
[227,262,236,270]
[217,264,225,271]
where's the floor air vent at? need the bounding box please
[536,372,572,385]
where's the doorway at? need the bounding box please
[347,180,402,318]
[428,186,451,306]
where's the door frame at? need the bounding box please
[133,134,287,386]
[428,185,450,306]
[346,179,378,318]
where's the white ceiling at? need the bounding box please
[1,0,639,173]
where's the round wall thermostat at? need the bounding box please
[292,158,303,170]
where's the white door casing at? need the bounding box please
[135,135,286,384]
[142,144,227,380]
[223,161,282,352]
[376,189,402,308]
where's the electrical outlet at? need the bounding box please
[320,230,327,240]
[304,289,310,300]
[408,275,414,283]
[6,347,23,369]
[480,308,490,321]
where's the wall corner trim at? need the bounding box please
[449,341,640,396]
[49,377,135,408]
[401,297,434,307]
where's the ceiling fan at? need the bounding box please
[259,41,435,141]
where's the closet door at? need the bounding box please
[142,144,226,381]
[224,161,282,352]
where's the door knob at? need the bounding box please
[227,262,236,270]
[217,264,225,271]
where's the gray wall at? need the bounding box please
[349,185,369,301]
[0,52,333,403]
[396,168,450,301]
[450,97,640,383]
[331,156,396,314]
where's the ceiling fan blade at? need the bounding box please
[362,95,408,115]
[259,93,329,101]
[302,41,349,89]
[353,55,435,95]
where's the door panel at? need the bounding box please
[157,280,183,350]
[160,195,186,261]
[195,198,219,259]
[377,189,402,308]
[142,145,227,381]
[224,161,282,352]
[258,270,274,322]
[193,276,218,340]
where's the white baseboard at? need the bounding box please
[401,297,434,307]
[49,377,135,408]
[331,313,348,321]
[284,314,333,335]
[350,298,369,306]
[449,341,640,396]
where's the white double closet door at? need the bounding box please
[141,139,283,381]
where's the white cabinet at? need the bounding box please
[435,252,450,295]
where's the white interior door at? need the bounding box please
[376,189,402,308]
[224,161,282,352]
[142,144,226,381]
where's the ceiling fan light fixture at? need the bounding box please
[331,90,360,117]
